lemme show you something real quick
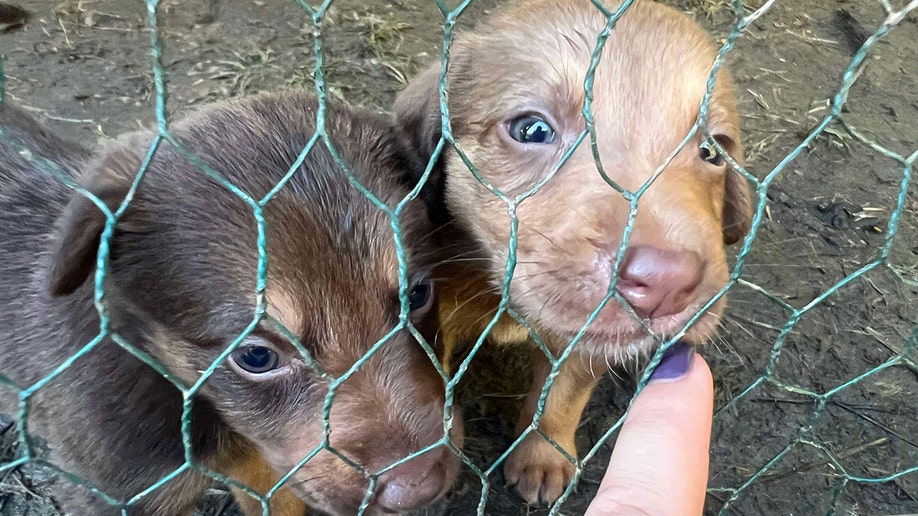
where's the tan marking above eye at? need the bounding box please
[266,289,304,337]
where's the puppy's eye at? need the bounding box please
[408,279,434,314]
[700,141,726,166]
[231,345,280,374]
[508,115,557,144]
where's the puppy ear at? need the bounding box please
[47,132,152,297]
[393,63,449,224]
[710,70,753,246]
[721,143,753,245]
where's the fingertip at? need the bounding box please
[585,350,715,516]
[691,351,714,397]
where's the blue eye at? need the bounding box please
[700,141,725,166]
[231,345,280,374]
[508,115,557,144]
[408,279,433,313]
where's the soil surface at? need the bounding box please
[1,0,916,515]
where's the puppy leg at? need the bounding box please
[505,348,600,505]
[224,448,308,516]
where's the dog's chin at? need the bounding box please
[534,302,722,367]
[266,470,363,516]
[306,498,418,516]
[292,475,448,516]
[290,486,367,516]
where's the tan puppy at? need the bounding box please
[395,0,752,505]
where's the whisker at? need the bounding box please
[531,228,566,252]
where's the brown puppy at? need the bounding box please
[395,0,752,505]
[0,92,460,515]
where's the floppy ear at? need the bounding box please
[393,62,450,224]
[721,142,753,245]
[709,70,753,245]
[47,132,152,297]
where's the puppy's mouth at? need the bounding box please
[599,305,715,337]
[527,297,723,359]
[288,476,450,516]
[276,435,461,515]
[287,480,375,516]
[505,258,726,357]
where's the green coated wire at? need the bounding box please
[0,0,915,513]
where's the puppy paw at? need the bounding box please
[504,433,576,505]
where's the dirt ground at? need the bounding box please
[1,0,916,514]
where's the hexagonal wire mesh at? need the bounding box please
[0,0,915,514]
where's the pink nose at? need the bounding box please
[616,245,704,319]
[375,449,451,512]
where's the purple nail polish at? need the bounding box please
[649,341,695,382]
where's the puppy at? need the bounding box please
[395,0,752,505]
[0,92,461,515]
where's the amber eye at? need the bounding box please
[700,141,726,166]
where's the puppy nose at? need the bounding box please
[616,245,704,319]
[375,451,449,512]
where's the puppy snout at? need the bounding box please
[616,245,704,319]
[375,449,451,513]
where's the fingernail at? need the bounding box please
[649,341,695,382]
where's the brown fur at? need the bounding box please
[0,93,460,515]
[220,446,308,516]
[395,0,752,505]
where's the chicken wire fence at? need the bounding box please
[0,0,915,514]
